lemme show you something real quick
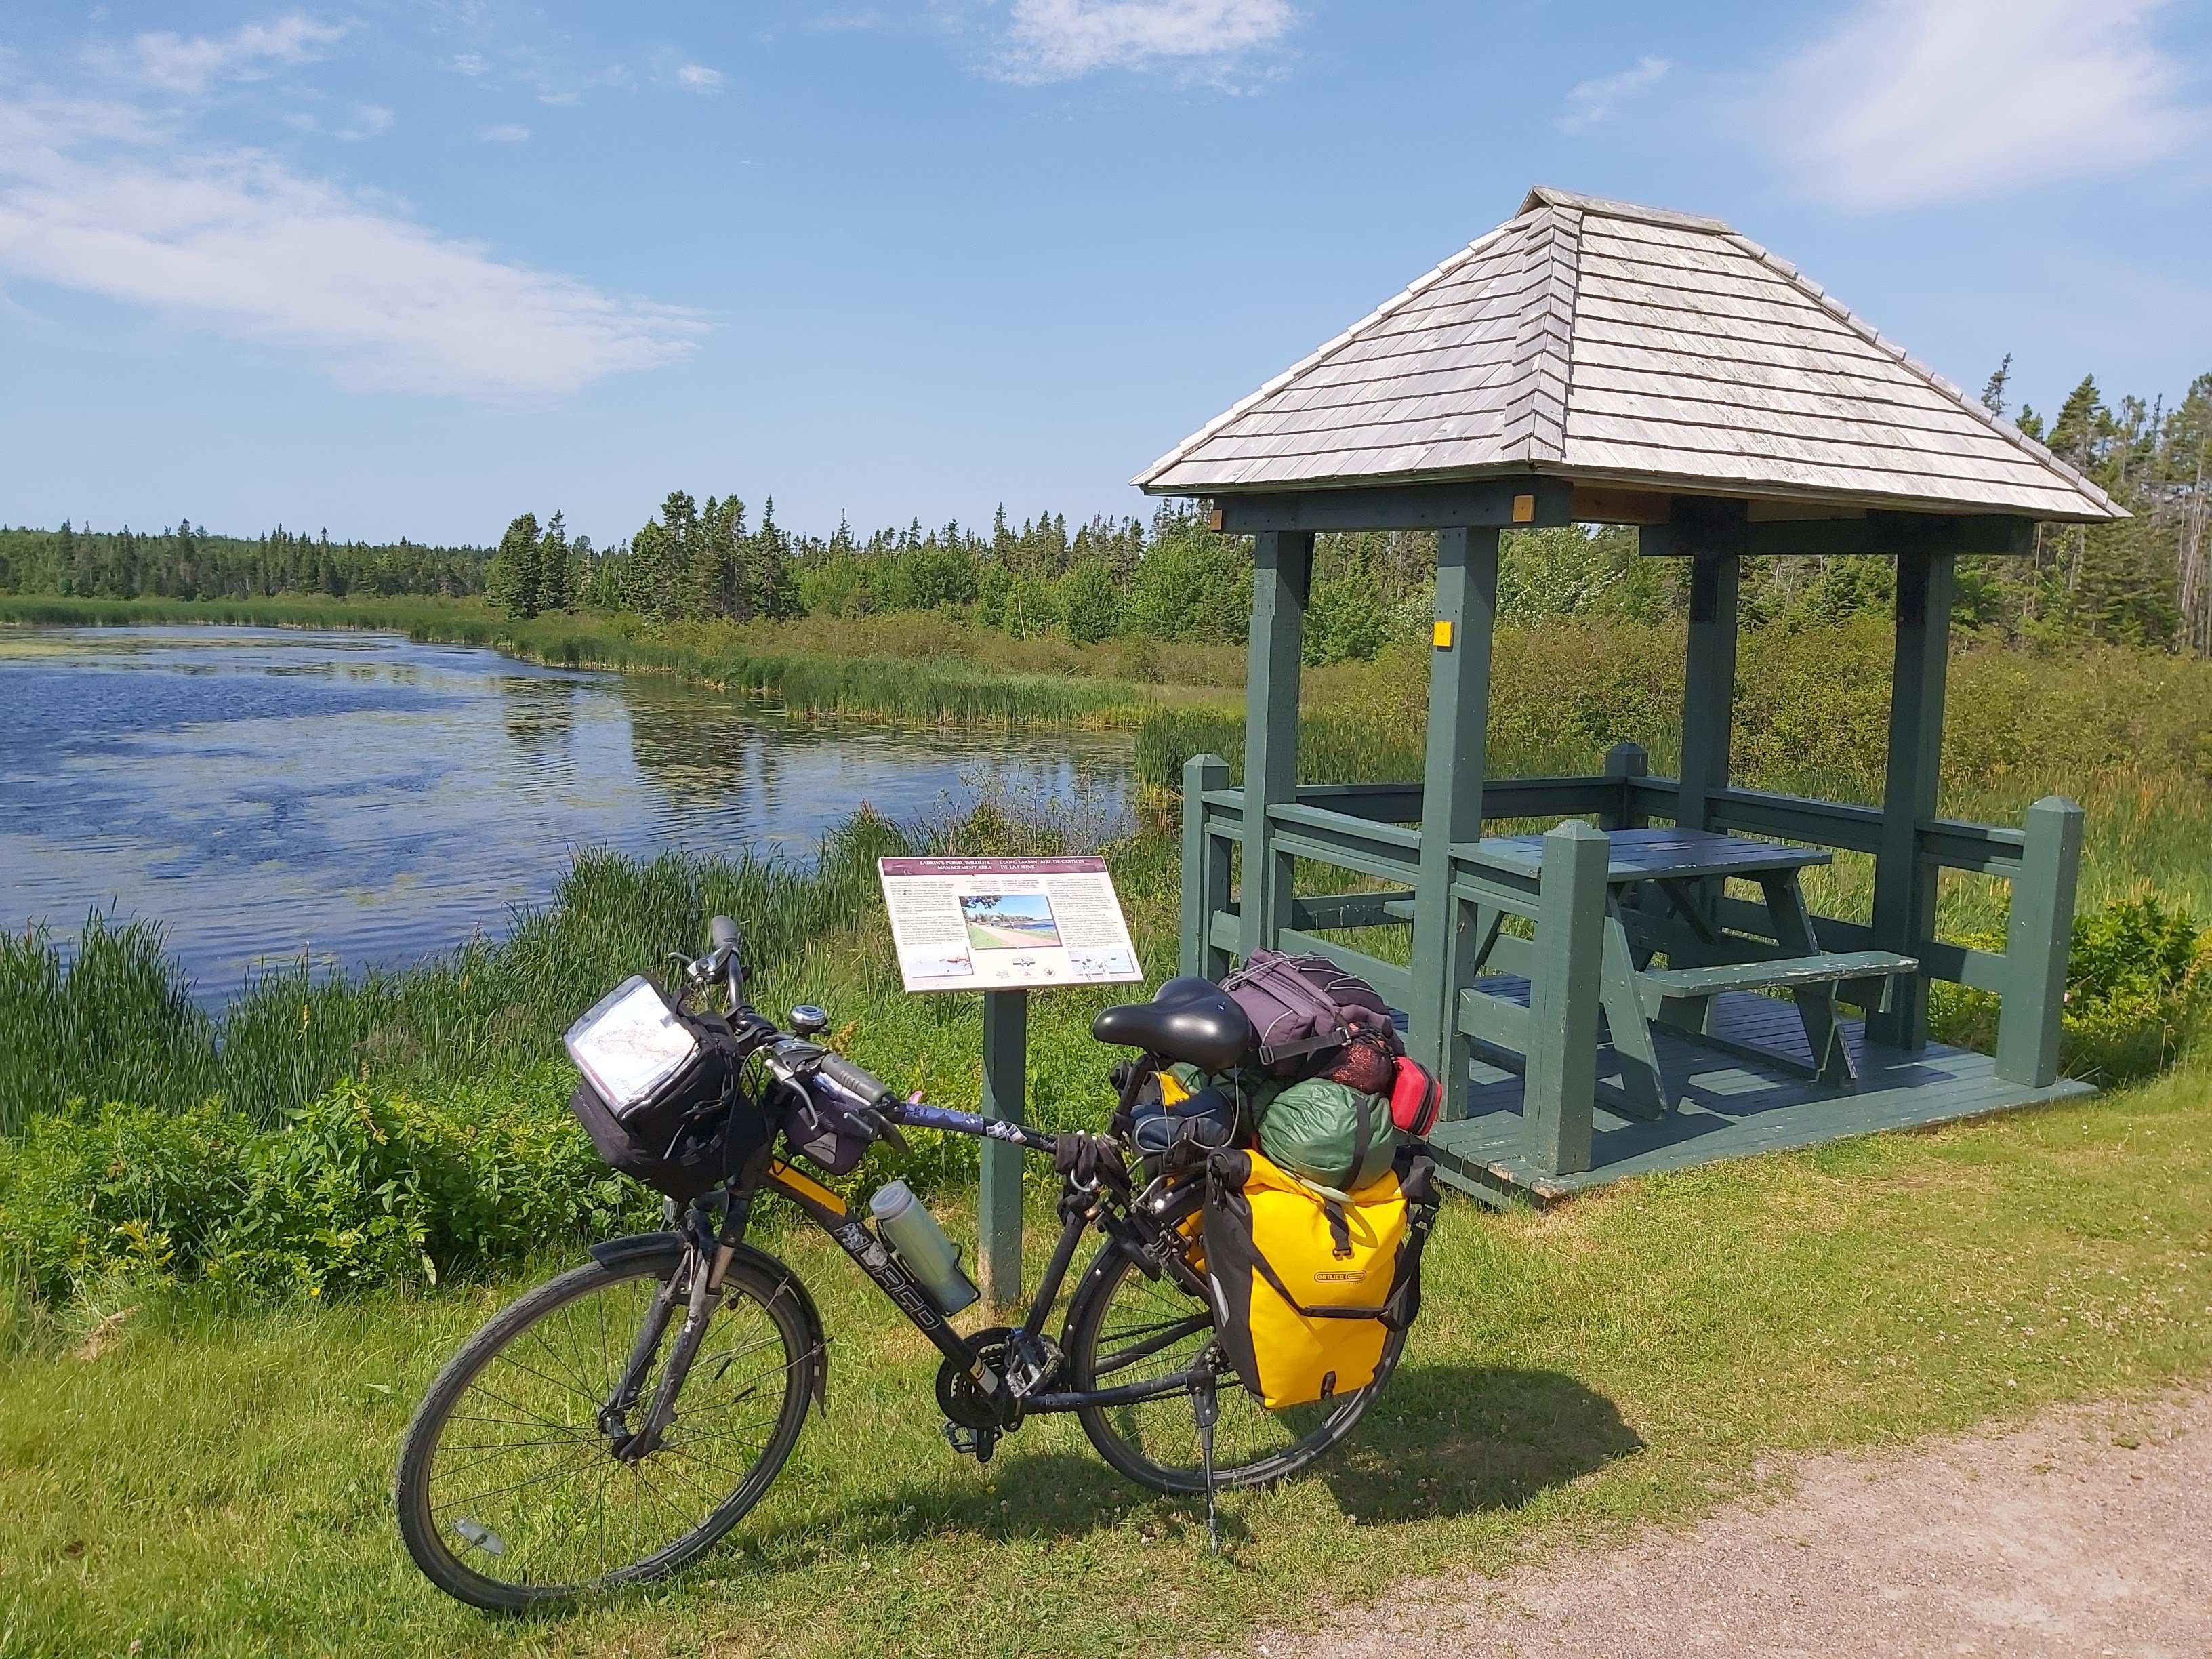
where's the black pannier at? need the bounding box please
[563,975,770,1200]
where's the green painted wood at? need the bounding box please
[1457,984,1532,1051]
[1212,476,1574,535]
[1179,754,1231,980]
[1475,827,1829,884]
[1292,890,1416,930]
[1759,872,1855,1086]
[1708,787,1885,855]
[1521,820,1610,1176]
[1269,830,1419,884]
[1639,512,2035,560]
[1917,817,2028,876]
[1996,796,2086,1088]
[1676,505,1746,835]
[1292,782,1426,823]
[1423,990,2095,1204]
[977,988,1027,1309]
[1438,888,1483,1124]
[1599,905,1670,1118]
[1869,546,1956,1049]
[1636,948,1919,1002]
[1406,525,1500,1082]
[1602,741,1650,832]
[1269,801,1422,851]
[1240,530,1311,960]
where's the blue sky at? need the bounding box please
[2,1,2207,548]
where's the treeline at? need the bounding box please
[0,520,487,601]
[12,359,2207,658]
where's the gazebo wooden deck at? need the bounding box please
[1137,188,2126,1206]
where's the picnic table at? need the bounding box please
[1467,828,1919,1118]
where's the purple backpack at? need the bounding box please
[1221,950,1401,1078]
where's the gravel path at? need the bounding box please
[1275,1385,2212,1659]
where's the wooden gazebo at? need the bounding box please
[1137,188,2124,1204]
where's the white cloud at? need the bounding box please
[996,0,1296,83]
[449,52,489,77]
[537,89,581,106]
[350,103,394,137]
[0,94,704,398]
[480,122,530,142]
[87,14,349,95]
[676,63,725,92]
[1772,0,2198,210]
[1557,56,1668,134]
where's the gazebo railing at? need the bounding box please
[1179,750,2084,1184]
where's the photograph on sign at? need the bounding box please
[877,856,1143,994]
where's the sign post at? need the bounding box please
[876,855,1144,1311]
[977,988,1027,1308]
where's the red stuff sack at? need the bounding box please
[1388,1056,1441,1138]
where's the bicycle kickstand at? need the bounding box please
[1191,1373,1221,1554]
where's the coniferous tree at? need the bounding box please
[487,512,543,619]
[539,512,571,612]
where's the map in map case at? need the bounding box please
[877,856,1144,994]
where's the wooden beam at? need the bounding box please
[1868,546,1957,1049]
[1406,526,1500,1092]
[1210,476,1574,535]
[1676,499,1745,834]
[1570,485,1672,525]
[1240,529,1310,958]
[1639,511,2035,559]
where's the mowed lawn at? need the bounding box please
[3,1067,2209,1659]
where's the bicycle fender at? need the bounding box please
[587,1231,682,1269]
[585,1233,832,1417]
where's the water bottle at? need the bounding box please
[867,1181,979,1315]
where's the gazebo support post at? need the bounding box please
[1870,541,1957,1050]
[1406,526,1500,1102]
[1240,529,1311,959]
[1675,501,1747,836]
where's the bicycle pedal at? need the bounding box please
[941,1419,998,1463]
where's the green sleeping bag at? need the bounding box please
[1256,1076,1399,1191]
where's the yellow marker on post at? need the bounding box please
[1433,619,1454,649]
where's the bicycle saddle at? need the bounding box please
[1091,976,1252,1075]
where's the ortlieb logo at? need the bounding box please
[1313,1269,1368,1284]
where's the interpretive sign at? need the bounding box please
[877,856,1143,994]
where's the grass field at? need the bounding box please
[2,1061,2207,1658]
[4,592,2211,1655]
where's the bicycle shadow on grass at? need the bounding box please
[769,1364,1637,1552]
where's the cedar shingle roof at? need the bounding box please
[1135,188,2123,523]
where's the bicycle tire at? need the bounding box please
[395,1246,816,1610]
[1061,1183,1400,1496]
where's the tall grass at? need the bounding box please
[0,594,1181,729]
[0,815,908,1134]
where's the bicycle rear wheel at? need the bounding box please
[1062,1184,1400,1495]
[395,1246,815,1610]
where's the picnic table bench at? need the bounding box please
[1452,829,1919,1116]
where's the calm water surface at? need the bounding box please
[1,627,1130,1000]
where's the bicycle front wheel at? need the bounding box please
[395,1246,815,1610]
[1063,1183,1400,1495]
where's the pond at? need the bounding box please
[0,626,1131,1001]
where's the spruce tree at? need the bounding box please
[539,512,571,612]
[487,512,542,619]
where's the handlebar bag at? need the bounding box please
[562,976,762,1200]
[781,1073,874,1176]
[1202,1147,1435,1410]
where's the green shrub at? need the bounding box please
[1930,895,2210,1084]
[0,1075,645,1306]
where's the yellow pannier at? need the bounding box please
[1201,1147,1434,1410]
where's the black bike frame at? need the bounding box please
[742,1099,1213,1420]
